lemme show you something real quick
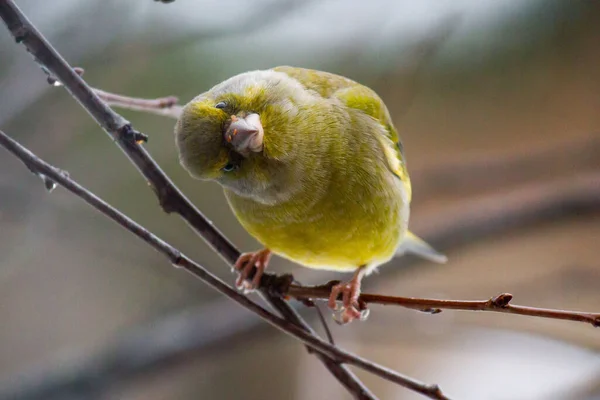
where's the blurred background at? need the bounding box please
[0,0,599,399]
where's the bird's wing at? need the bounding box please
[274,66,411,200]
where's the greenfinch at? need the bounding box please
[175,66,446,323]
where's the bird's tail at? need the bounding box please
[395,231,447,264]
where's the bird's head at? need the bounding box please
[175,70,313,203]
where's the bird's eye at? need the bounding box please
[222,162,237,172]
[215,101,227,110]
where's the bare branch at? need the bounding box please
[287,285,600,327]
[0,128,449,400]
[93,88,183,119]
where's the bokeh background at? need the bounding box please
[1,1,599,399]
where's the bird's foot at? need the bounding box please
[234,248,272,293]
[328,272,369,324]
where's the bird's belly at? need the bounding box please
[266,214,404,272]
[229,176,408,272]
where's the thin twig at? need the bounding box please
[0,128,449,400]
[93,88,183,119]
[0,1,383,398]
[286,285,600,328]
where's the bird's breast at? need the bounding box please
[225,163,408,272]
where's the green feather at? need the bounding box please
[274,66,411,200]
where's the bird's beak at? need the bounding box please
[225,113,264,154]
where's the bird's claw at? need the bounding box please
[328,280,369,324]
[234,249,271,293]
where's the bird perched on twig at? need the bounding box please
[175,66,446,323]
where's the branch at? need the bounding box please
[0,128,449,400]
[47,68,184,119]
[286,285,600,327]
[93,88,183,119]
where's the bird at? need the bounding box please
[174,66,446,323]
